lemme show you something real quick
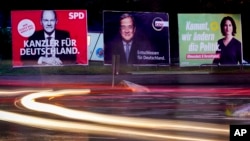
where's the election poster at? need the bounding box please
[11,10,88,67]
[88,32,104,61]
[178,14,243,67]
[103,11,170,66]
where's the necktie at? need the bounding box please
[47,36,52,57]
[125,43,130,62]
[47,36,52,45]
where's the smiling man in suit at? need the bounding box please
[21,10,76,66]
[104,13,153,65]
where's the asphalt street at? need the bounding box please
[1,73,250,141]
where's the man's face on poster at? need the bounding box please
[41,11,57,35]
[120,17,136,42]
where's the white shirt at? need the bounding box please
[44,32,55,40]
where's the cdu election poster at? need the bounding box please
[103,11,170,66]
[11,10,88,67]
[178,14,242,67]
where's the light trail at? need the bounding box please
[20,89,229,134]
[0,110,226,141]
[0,88,51,96]
[0,88,229,141]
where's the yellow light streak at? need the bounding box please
[0,88,229,141]
[0,89,51,96]
[0,110,226,141]
[20,89,229,135]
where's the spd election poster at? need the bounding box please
[178,14,242,67]
[11,10,88,67]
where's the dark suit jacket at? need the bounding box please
[21,29,76,65]
[104,36,153,65]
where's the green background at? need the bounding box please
[178,14,242,67]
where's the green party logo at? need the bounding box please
[210,21,219,32]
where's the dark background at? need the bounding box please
[1,0,250,64]
[103,11,170,64]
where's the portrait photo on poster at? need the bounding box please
[103,11,170,66]
[212,16,243,65]
[11,10,88,67]
[178,14,243,67]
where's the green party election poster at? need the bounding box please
[178,14,242,67]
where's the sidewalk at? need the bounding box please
[1,73,250,87]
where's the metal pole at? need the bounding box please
[112,55,116,87]
[112,55,120,87]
